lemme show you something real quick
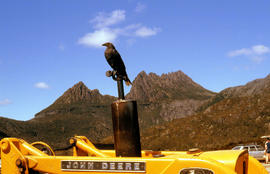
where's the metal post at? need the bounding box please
[111,100,141,157]
[117,80,125,100]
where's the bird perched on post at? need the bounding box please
[102,42,132,86]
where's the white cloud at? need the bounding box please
[115,24,142,35]
[0,99,12,106]
[78,28,117,48]
[228,48,252,57]
[252,45,270,55]
[135,2,146,13]
[78,25,160,47]
[79,10,161,48]
[228,44,270,63]
[35,82,49,89]
[135,27,160,37]
[91,10,125,29]
[228,45,270,57]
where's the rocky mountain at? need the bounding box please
[127,71,214,102]
[35,81,115,118]
[140,74,270,151]
[29,82,116,147]
[0,82,116,148]
[34,71,214,130]
[127,71,215,125]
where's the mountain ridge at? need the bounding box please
[127,71,215,102]
[35,81,116,118]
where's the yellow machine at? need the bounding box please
[0,136,268,174]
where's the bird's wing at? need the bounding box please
[106,49,127,75]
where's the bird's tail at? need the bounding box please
[124,77,132,86]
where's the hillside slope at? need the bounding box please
[140,74,270,151]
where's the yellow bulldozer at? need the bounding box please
[0,135,268,174]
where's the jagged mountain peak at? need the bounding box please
[53,81,103,105]
[137,70,188,78]
[34,81,116,118]
[127,70,215,102]
[134,70,204,87]
[72,81,88,90]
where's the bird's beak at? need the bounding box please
[102,43,106,46]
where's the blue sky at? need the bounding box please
[1,0,270,120]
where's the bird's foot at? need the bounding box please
[106,70,113,77]
[106,70,118,81]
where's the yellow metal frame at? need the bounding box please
[31,141,56,156]
[0,136,268,174]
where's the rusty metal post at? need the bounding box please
[117,80,125,100]
[111,100,141,157]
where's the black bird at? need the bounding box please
[102,42,132,86]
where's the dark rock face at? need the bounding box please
[126,71,215,125]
